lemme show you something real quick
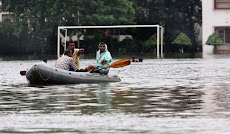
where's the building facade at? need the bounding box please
[202,0,230,55]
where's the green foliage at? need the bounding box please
[141,34,157,52]
[0,19,27,38]
[0,0,202,55]
[119,38,139,53]
[118,34,162,53]
[0,20,13,35]
[0,0,136,55]
[135,0,201,52]
[206,32,224,46]
[80,0,135,25]
[172,32,192,46]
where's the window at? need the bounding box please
[215,0,230,9]
[2,14,13,22]
[215,27,230,44]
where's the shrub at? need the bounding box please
[172,32,192,53]
[206,32,224,53]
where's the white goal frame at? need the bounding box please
[57,25,164,58]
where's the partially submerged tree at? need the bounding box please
[205,32,224,53]
[172,32,192,53]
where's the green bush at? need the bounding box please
[206,32,224,46]
[172,32,192,53]
[142,34,157,52]
[206,32,224,53]
[172,32,192,46]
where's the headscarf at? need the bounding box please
[96,42,112,74]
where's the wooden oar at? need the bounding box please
[20,70,27,76]
[94,58,131,71]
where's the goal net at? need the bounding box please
[57,25,164,58]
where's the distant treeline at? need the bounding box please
[0,0,202,56]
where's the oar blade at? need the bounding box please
[20,71,26,76]
[110,58,131,68]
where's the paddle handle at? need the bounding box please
[93,58,130,72]
[94,66,109,72]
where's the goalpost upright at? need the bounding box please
[57,25,164,58]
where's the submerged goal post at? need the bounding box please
[57,25,164,58]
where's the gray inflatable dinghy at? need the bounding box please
[26,62,121,84]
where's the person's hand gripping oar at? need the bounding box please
[93,58,131,72]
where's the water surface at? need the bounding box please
[0,56,230,133]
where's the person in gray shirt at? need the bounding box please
[55,49,78,71]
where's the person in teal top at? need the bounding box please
[86,42,112,75]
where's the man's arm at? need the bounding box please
[73,48,84,56]
[72,48,84,69]
[69,58,78,71]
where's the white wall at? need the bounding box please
[202,0,230,57]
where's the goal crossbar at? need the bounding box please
[57,25,164,58]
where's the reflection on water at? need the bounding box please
[0,84,204,116]
[0,57,230,133]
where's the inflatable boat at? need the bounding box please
[26,62,121,84]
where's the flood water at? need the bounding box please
[0,55,230,134]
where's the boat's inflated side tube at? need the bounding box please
[26,62,121,84]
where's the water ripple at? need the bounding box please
[0,58,230,133]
